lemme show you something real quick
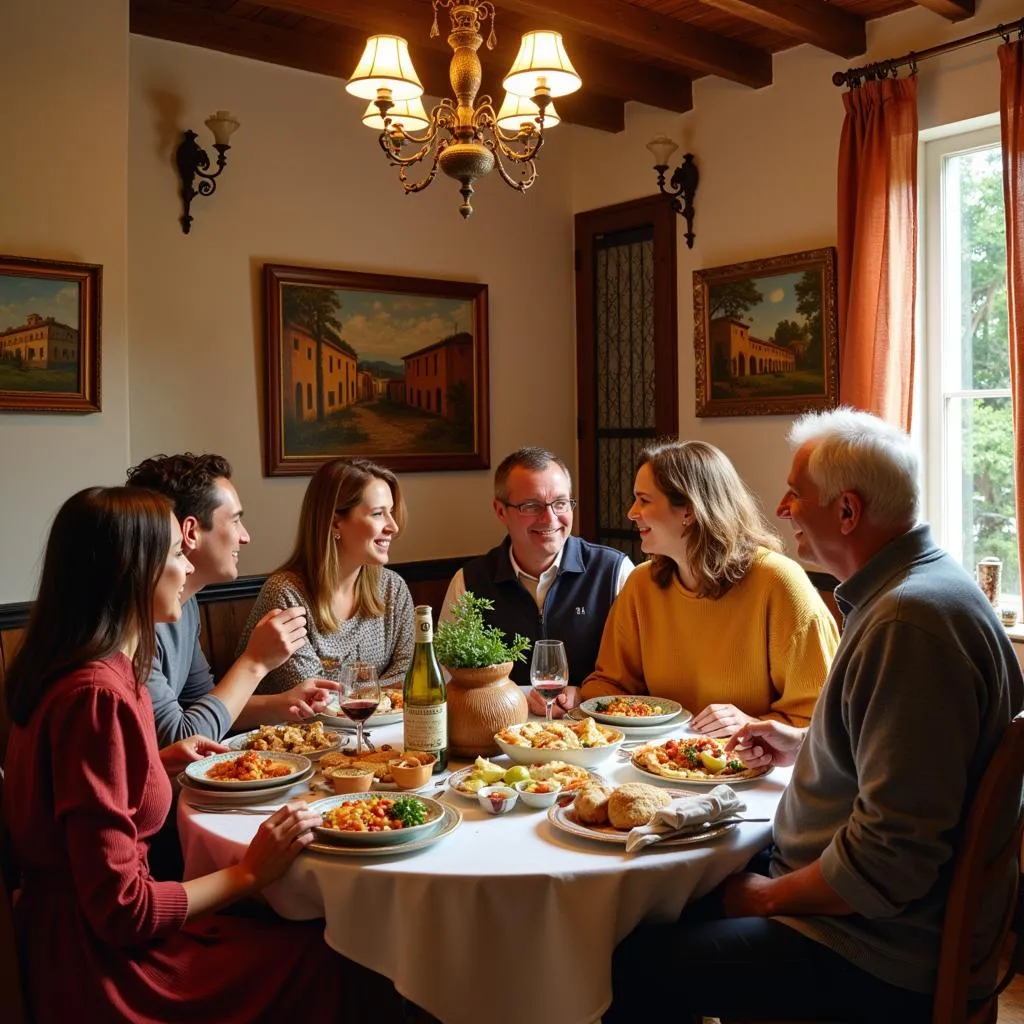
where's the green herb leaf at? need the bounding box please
[433,591,532,669]
[392,797,428,827]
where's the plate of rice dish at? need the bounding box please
[309,792,446,846]
[185,750,313,790]
[578,695,687,728]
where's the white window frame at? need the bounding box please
[919,116,1013,600]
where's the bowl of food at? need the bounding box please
[477,784,518,815]
[324,766,375,793]
[494,719,624,768]
[387,752,436,789]
[512,777,563,809]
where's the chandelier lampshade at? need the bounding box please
[495,93,560,132]
[502,31,581,100]
[347,2,581,218]
[362,97,431,132]
[345,36,424,102]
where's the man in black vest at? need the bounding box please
[440,447,633,716]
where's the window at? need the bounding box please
[922,123,1015,604]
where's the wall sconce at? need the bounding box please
[647,136,698,249]
[175,111,241,234]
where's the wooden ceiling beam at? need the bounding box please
[490,0,772,88]
[698,0,866,58]
[129,0,624,131]
[253,0,693,112]
[906,0,975,20]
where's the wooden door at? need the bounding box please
[575,195,678,560]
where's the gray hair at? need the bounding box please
[494,447,572,502]
[788,407,920,528]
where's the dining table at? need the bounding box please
[178,715,791,1024]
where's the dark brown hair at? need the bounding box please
[640,440,782,597]
[279,459,406,630]
[126,452,233,528]
[493,447,572,502]
[4,486,173,726]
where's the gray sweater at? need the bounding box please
[148,597,232,746]
[772,524,1023,994]
[241,568,414,695]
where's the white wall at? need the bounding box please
[0,0,131,603]
[127,37,577,580]
[569,0,1022,563]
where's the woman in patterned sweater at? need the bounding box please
[244,458,414,695]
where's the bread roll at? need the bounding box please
[607,783,671,830]
[574,782,613,825]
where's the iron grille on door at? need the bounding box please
[575,196,678,562]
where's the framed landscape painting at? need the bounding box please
[693,247,838,418]
[0,255,101,413]
[263,264,489,475]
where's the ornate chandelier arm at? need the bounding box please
[397,141,447,194]
[379,130,438,168]
[482,134,538,192]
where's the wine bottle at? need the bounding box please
[403,604,448,773]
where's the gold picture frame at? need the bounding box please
[693,247,838,418]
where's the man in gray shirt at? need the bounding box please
[128,453,333,746]
[607,408,1023,1023]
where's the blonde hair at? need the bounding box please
[280,459,406,631]
[639,440,782,597]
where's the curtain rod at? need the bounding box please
[832,16,1024,88]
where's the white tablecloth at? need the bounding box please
[179,722,790,1024]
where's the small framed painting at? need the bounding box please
[262,264,490,476]
[693,247,838,418]
[0,255,101,413]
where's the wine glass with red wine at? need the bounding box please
[530,640,569,723]
[339,661,381,755]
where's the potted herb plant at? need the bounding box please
[434,592,532,756]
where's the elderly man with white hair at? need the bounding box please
[606,407,1023,1024]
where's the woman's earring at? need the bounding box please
[334,532,340,540]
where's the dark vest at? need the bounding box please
[461,535,626,687]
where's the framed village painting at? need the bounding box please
[262,264,489,475]
[693,247,838,418]
[0,255,101,413]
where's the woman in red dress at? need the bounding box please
[2,487,348,1023]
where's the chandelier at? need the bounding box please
[345,1,581,219]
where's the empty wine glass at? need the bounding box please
[338,661,381,755]
[530,640,569,723]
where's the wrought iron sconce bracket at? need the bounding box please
[653,153,699,249]
[174,111,240,234]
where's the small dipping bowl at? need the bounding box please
[513,777,563,809]
[325,767,374,794]
[388,753,436,790]
[477,784,518,815]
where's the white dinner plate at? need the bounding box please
[446,760,609,801]
[578,695,687,728]
[184,751,312,790]
[309,792,446,846]
[546,801,737,847]
[568,706,691,739]
[305,803,462,857]
[227,726,343,760]
[177,765,314,804]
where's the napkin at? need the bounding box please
[624,784,746,853]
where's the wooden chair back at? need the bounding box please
[933,711,1024,1024]
[0,766,30,1023]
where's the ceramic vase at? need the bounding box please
[445,662,528,757]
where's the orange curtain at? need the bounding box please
[836,77,918,429]
[1001,41,1024,593]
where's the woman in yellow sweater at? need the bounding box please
[578,440,839,735]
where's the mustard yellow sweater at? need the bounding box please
[579,550,839,726]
